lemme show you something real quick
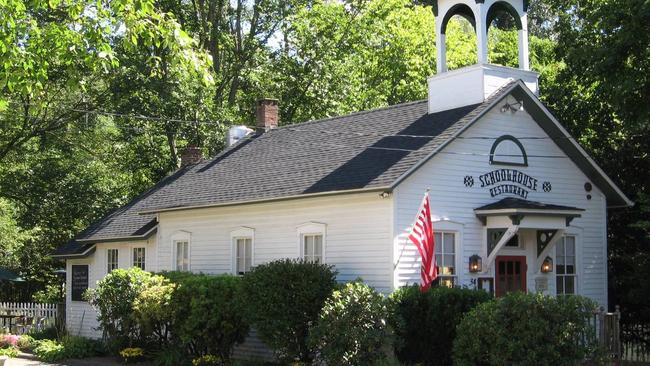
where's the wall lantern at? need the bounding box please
[469,255,482,273]
[541,256,553,273]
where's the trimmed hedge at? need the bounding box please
[240,259,338,362]
[310,281,392,366]
[389,285,491,366]
[453,292,598,366]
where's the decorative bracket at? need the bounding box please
[536,230,557,257]
[535,229,565,274]
[484,225,519,273]
[509,214,524,225]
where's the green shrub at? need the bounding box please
[389,285,491,366]
[133,275,176,345]
[310,281,392,366]
[453,292,598,366]
[167,273,249,360]
[85,267,161,348]
[28,326,58,340]
[17,334,34,350]
[192,354,223,366]
[32,339,66,362]
[32,336,103,362]
[240,259,337,363]
[154,347,190,366]
[0,347,18,358]
[60,335,104,359]
[32,284,64,304]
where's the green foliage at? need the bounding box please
[192,354,223,366]
[0,347,18,358]
[85,268,159,347]
[453,292,598,366]
[31,335,103,362]
[389,285,491,366]
[133,274,176,345]
[32,284,64,304]
[28,326,59,341]
[309,281,392,366]
[154,347,190,366]
[17,334,34,350]
[167,273,249,360]
[32,339,66,362]
[240,259,338,362]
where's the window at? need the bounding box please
[235,238,252,275]
[132,247,146,270]
[434,232,456,287]
[302,234,323,263]
[556,236,577,295]
[175,240,189,271]
[107,249,119,273]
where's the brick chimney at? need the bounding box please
[180,145,203,167]
[256,98,279,133]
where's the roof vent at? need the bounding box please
[228,125,254,146]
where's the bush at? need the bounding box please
[85,267,160,348]
[192,354,223,366]
[167,273,249,360]
[32,284,64,304]
[389,285,491,366]
[32,336,103,362]
[154,347,190,366]
[453,292,598,366]
[28,326,58,340]
[309,281,392,366]
[17,334,34,350]
[133,275,176,345]
[32,339,66,362]
[0,347,18,358]
[240,259,338,362]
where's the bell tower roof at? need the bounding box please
[428,0,538,113]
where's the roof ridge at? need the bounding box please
[272,99,428,131]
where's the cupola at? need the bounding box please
[428,0,539,113]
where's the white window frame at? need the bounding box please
[431,220,463,288]
[132,247,146,270]
[297,222,327,263]
[171,231,191,272]
[107,248,119,273]
[556,234,579,296]
[230,227,255,275]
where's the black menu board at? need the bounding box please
[71,265,89,301]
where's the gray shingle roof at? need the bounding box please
[54,81,515,256]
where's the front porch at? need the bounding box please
[472,197,585,297]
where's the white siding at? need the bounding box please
[157,192,393,292]
[65,238,157,339]
[393,99,609,307]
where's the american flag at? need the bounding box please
[408,192,438,291]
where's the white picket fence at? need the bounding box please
[0,302,60,333]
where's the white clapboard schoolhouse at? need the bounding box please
[54,0,632,346]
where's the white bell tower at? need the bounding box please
[428,0,539,113]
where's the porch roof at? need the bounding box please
[474,198,584,226]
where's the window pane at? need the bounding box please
[435,254,442,267]
[245,239,252,259]
[556,276,564,294]
[314,236,323,257]
[443,233,454,253]
[434,233,442,253]
[557,241,565,255]
[566,237,575,255]
[566,262,575,274]
[565,276,575,294]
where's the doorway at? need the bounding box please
[495,256,527,297]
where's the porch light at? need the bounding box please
[541,256,553,273]
[469,255,482,273]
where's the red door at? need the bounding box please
[495,256,527,297]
